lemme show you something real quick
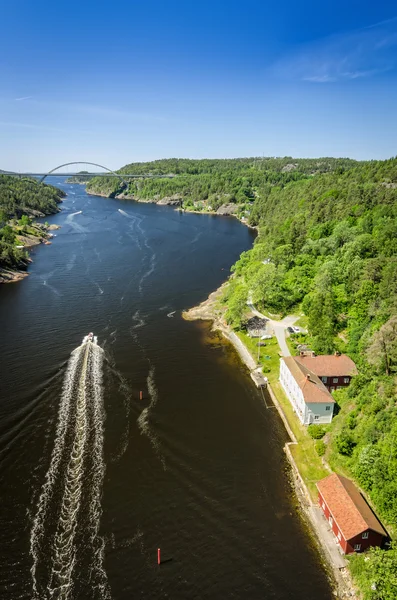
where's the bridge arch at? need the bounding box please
[39,162,128,186]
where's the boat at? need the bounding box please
[84,332,97,344]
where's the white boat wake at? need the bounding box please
[30,336,111,600]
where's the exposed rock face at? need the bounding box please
[115,193,136,200]
[282,163,298,172]
[216,203,238,215]
[156,196,182,206]
[0,268,29,284]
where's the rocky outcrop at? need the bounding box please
[156,195,182,206]
[115,192,136,200]
[0,268,29,284]
[282,163,298,172]
[216,203,239,215]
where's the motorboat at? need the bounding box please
[83,332,97,344]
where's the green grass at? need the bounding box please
[271,381,329,500]
[235,330,281,382]
[295,314,308,329]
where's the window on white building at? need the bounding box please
[333,378,338,383]
[362,532,369,539]
[344,377,350,383]
[314,415,319,420]
[325,406,331,411]
[354,544,361,551]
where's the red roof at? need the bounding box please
[317,474,387,540]
[282,357,335,404]
[295,354,357,377]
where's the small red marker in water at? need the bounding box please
[158,548,161,565]
[139,391,143,400]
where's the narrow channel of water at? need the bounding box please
[0,179,333,599]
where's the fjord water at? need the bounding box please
[0,179,332,599]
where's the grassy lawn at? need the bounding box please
[235,330,281,382]
[271,381,329,500]
[295,314,308,329]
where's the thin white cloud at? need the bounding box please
[15,96,32,101]
[274,17,397,83]
[0,121,77,134]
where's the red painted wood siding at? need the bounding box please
[345,530,385,554]
[321,376,351,391]
[318,492,385,554]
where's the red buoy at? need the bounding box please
[140,391,143,400]
[157,548,161,565]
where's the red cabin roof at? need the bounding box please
[316,474,387,541]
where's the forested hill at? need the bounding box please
[225,158,397,555]
[85,156,360,202]
[0,176,64,271]
[118,156,359,175]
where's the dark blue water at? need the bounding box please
[0,179,332,599]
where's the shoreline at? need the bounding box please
[85,187,257,230]
[0,223,61,284]
[183,283,357,599]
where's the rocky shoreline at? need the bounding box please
[0,223,61,284]
[85,187,257,229]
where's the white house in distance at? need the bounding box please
[279,357,335,425]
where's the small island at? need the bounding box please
[66,170,96,184]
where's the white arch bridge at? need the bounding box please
[2,161,173,185]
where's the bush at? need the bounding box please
[336,429,356,456]
[308,424,326,439]
[315,440,326,456]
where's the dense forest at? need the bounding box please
[85,156,359,205]
[0,175,64,270]
[222,157,397,596]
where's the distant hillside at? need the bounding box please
[66,171,95,184]
[86,156,361,204]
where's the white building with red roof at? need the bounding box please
[317,474,388,554]
[279,357,335,424]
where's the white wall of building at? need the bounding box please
[279,360,334,425]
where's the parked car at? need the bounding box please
[287,326,294,333]
[292,326,300,333]
[260,334,272,340]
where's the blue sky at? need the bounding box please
[1,0,397,170]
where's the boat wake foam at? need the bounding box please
[30,338,111,600]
